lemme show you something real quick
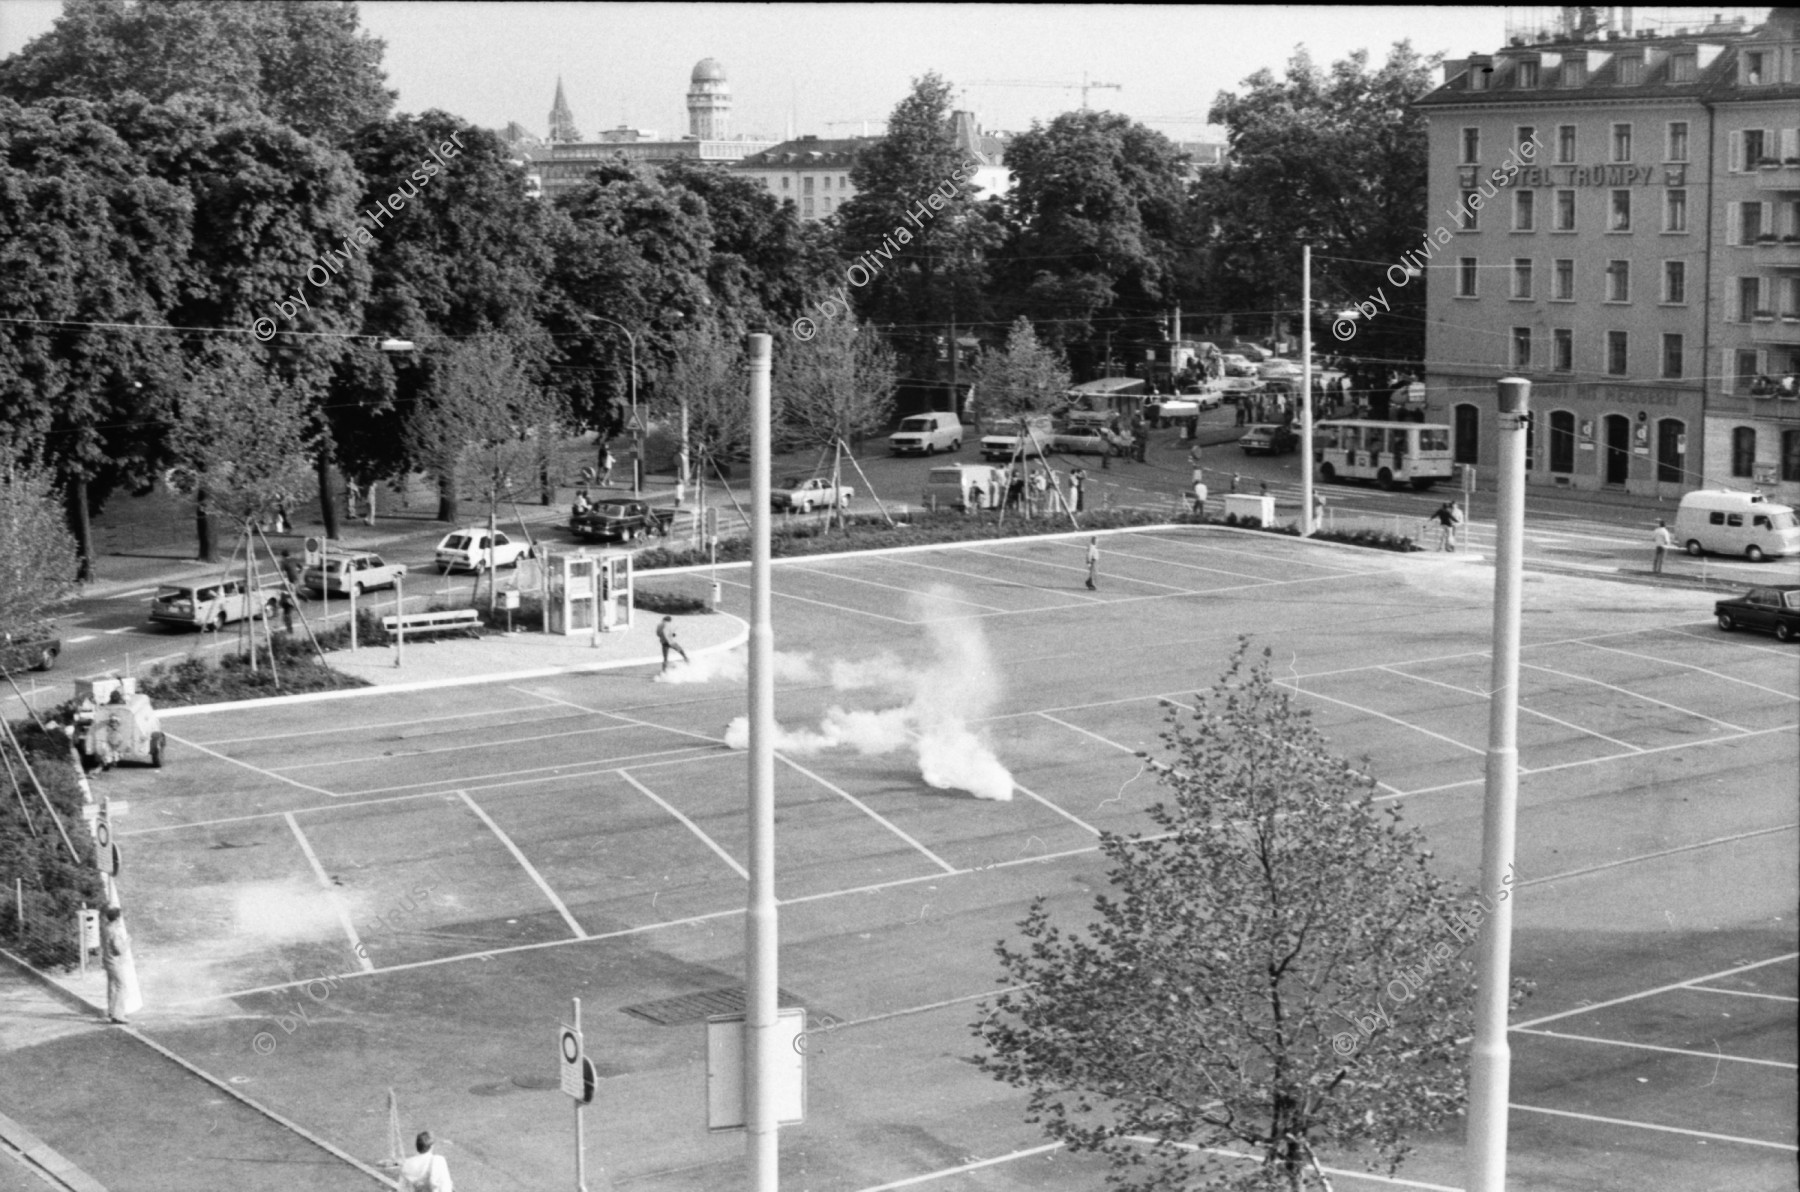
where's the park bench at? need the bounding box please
[382,608,482,639]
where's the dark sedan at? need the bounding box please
[1239,423,1299,455]
[1714,585,1800,642]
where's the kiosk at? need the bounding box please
[544,550,633,635]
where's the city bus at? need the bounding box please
[1312,419,1454,490]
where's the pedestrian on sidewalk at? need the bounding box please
[600,448,616,488]
[1070,468,1087,513]
[1430,501,1457,552]
[656,616,689,672]
[1084,536,1100,591]
[399,1132,452,1192]
[1651,518,1672,574]
[101,906,142,1024]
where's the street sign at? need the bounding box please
[559,1024,584,1100]
[705,1007,806,1131]
[99,843,120,877]
[624,411,646,434]
[580,1056,597,1105]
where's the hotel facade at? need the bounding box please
[1415,8,1800,504]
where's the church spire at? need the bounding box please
[549,77,580,143]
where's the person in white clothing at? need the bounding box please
[399,1131,452,1192]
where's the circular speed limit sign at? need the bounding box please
[94,818,112,848]
[561,1028,579,1064]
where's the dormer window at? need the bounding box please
[1563,60,1587,86]
[1670,53,1697,82]
[1470,58,1492,91]
[1617,56,1643,85]
[1744,51,1765,84]
[1517,59,1540,87]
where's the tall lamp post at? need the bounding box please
[589,315,642,496]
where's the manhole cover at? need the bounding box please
[621,986,806,1027]
[511,1074,561,1091]
[468,1081,517,1097]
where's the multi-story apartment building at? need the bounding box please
[1415,7,1800,503]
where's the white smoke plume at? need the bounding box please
[655,647,819,685]
[720,586,1015,801]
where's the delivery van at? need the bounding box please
[1673,489,1800,562]
[922,464,1006,511]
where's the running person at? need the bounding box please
[656,616,689,672]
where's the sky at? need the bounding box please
[0,2,1517,141]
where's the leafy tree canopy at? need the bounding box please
[976,642,1528,1192]
[772,312,897,452]
[965,316,1070,425]
[0,0,394,146]
[0,447,80,631]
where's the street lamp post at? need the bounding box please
[588,316,641,497]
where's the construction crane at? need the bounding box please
[822,120,888,136]
[961,72,1122,110]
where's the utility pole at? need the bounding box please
[1301,245,1315,536]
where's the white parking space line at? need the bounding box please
[1097,544,1278,581]
[788,564,1009,612]
[516,686,730,747]
[890,552,1106,603]
[1571,640,1800,702]
[1516,824,1798,889]
[103,626,136,635]
[1009,779,1100,836]
[66,634,97,644]
[1135,529,1382,574]
[1513,1027,1797,1069]
[617,770,748,880]
[776,754,958,874]
[1513,953,1800,1030]
[1276,681,1488,758]
[1037,710,1140,755]
[715,573,916,625]
[112,587,157,599]
[284,812,374,973]
[194,697,569,746]
[344,743,717,797]
[853,1143,1065,1192]
[1509,1104,1797,1152]
[1667,624,1799,655]
[270,720,644,773]
[456,789,587,939]
[1116,1136,1464,1190]
[167,731,341,798]
[964,545,1191,592]
[1520,660,1749,734]
[1378,665,1645,754]
[1686,985,1799,1003]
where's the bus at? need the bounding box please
[1313,420,1454,490]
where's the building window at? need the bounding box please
[1783,430,1800,483]
[1553,328,1573,372]
[1663,260,1686,304]
[1737,349,1761,392]
[1517,60,1539,87]
[802,197,814,217]
[1458,257,1478,297]
[1557,124,1576,162]
[1512,327,1533,369]
[1607,330,1629,375]
[1661,333,1684,379]
[1514,189,1535,231]
[1515,124,1536,150]
[781,176,790,190]
[1611,123,1633,161]
[1739,201,1764,243]
[1453,404,1480,464]
[1670,54,1697,82]
[803,176,814,194]
[1667,121,1689,161]
[1616,56,1643,85]
[1553,258,1574,300]
[822,176,831,190]
[1731,427,1757,477]
[1611,262,1643,306]
[1739,277,1761,320]
[1459,191,1480,230]
[822,197,832,212]
[1549,410,1576,473]
[1512,258,1534,298]
[1563,60,1586,87]
[1554,189,1575,231]
[1744,50,1765,85]
[1610,189,1632,231]
[1742,129,1766,170]
[1664,188,1687,232]
[840,175,848,188]
[1656,418,1685,483]
[1461,127,1480,164]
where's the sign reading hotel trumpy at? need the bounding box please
[1461,163,1688,188]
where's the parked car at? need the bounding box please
[1049,424,1121,455]
[888,411,963,456]
[1146,387,1224,426]
[923,464,1008,511]
[568,501,676,543]
[1675,490,1800,562]
[1714,585,1800,641]
[1258,360,1304,382]
[302,551,407,596]
[771,477,854,512]
[148,577,278,631]
[435,528,534,572]
[1222,353,1259,378]
[980,415,1054,462]
[1240,423,1300,455]
[0,624,60,674]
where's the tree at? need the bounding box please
[964,317,1071,428]
[162,343,314,563]
[0,447,80,632]
[403,337,560,605]
[0,0,395,147]
[649,322,749,496]
[996,111,1190,355]
[1200,43,1440,366]
[838,72,999,374]
[773,312,897,452]
[975,642,1529,1192]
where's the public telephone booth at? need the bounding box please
[544,550,633,635]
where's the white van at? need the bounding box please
[1673,490,1800,562]
[888,411,963,456]
[922,464,1006,511]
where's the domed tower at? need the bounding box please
[686,58,731,140]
